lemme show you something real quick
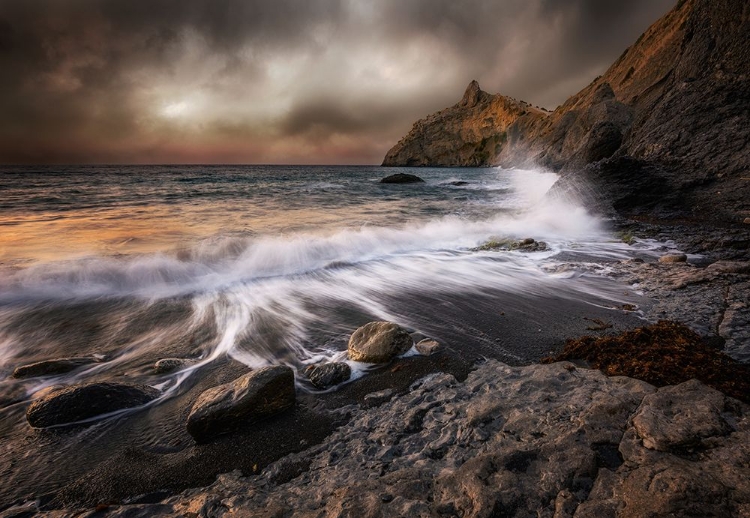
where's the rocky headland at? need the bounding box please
[383,0,749,224]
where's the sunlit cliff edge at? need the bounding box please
[383,0,750,222]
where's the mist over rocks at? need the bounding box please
[383,0,750,222]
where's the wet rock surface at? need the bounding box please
[12,357,101,379]
[347,321,413,363]
[303,362,351,389]
[87,360,750,518]
[154,358,194,374]
[26,382,160,428]
[473,237,549,252]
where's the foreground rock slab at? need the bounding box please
[347,321,413,363]
[26,382,159,428]
[186,366,295,442]
[94,360,750,517]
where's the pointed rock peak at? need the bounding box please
[460,80,482,108]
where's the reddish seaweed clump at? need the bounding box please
[542,321,750,403]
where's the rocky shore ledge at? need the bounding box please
[24,358,748,517]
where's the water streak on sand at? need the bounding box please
[0,165,657,402]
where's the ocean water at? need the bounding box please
[0,164,662,504]
[0,165,635,377]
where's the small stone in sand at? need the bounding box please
[415,339,440,356]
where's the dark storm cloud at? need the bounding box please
[0,0,675,164]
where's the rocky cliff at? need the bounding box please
[383,0,750,222]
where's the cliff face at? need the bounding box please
[382,81,548,167]
[383,0,750,221]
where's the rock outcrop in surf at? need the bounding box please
[383,0,750,222]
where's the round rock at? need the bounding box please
[26,382,160,428]
[347,321,413,363]
[186,365,295,442]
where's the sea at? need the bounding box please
[0,164,673,505]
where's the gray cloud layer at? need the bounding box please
[0,0,674,164]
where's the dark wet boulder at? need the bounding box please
[347,321,413,363]
[304,362,351,389]
[13,357,101,379]
[380,173,425,184]
[26,382,160,428]
[450,181,469,186]
[186,366,295,442]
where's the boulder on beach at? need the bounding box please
[186,366,295,442]
[380,173,424,184]
[347,321,413,363]
[26,382,160,428]
[13,357,101,379]
[304,362,351,389]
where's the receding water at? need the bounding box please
[0,164,655,506]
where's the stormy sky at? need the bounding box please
[0,0,674,165]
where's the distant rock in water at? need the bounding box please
[13,357,101,379]
[347,321,413,363]
[380,173,424,184]
[382,0,750,222]
[303,362,351,389]
[186,366,295,442]
[26,382,159,428]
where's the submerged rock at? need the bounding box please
[659,253,688,263]
[347,322,413,363]
[154,358,194,374]
[380,173,424,184]
[186,366,295,442]
[473,237,548,252]
[303,362,351,389]
[13,357,101,379]
[26,382,160,428]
